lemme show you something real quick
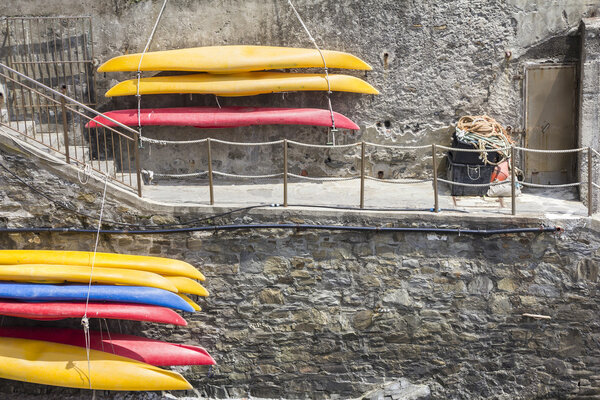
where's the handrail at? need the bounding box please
[0,62,138,135]
[0,71,134,141]
[0,62,142,197]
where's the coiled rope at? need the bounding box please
[455,115,512,165]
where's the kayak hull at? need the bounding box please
[98,45,372,73]
[178,294,202,311]
[105,72,380,97]
[86,107,359,130]
[0,264,178,292]
[0,301,187,325]
[0,250,204,281]
[0,327,215,366]
[0,337,191,390]
[164,276,209,296]
[0,283,194,312]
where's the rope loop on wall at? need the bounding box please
[287,0,336,130]
[135,0,169,148]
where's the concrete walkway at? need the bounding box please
[142,178,587,218]
[0,125,588,219]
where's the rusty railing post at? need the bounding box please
[59,90,70,164]
[432,144,439,212]
[360,141,365,209]
[588,147,593,217]
[133,130,142,197]
[207,138,214,205]
[511,144,516,216]
[283,139,288,207]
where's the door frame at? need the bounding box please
[522,62,579,183]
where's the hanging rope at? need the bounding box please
[136,0,169,147]
[455,115,512,165]
[287,0,336,134]
[81,174,109,392]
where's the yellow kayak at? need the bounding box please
[165,276,209,296]
[105,72,379,97]
[0,337,192,390]
[179,294,202,311]
[0,250,204,281]
[0,264,178,292]
[98,45,372,73]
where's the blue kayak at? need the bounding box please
[0,283,194,312]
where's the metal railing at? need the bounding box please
[142,136,597,217]
[0,62,142,196]
[3,16,97,108]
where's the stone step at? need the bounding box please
[4,120,36,135]
[91,159,117,178]
[65,145,90,162]
[35,124,87,146]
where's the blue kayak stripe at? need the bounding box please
[0,283,194,312]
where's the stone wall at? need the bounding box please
[1,0,598,179]
[1,142,600,399]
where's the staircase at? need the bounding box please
[0,63,142,196]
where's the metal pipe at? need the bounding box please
[133,130,142,197]
[432,144,439,212]
[207,138,214,205]
[283,139,288,207]
[0,224,562,236]
[589,147,593,217]
[60,90,70,164]
[360,141,365,209]
[511,144,516,216]
[10,60,94,65]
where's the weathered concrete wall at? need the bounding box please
[578,18,600,212]
[1,141,600,399]
[1,0,597,179]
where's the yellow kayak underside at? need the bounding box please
[98,45,372,73]
[0,264,178,292]
[106,72,379,97]
[179,293,202,311]
[0,337,191,391]
[0,250,204,281]
[164,276,209,296]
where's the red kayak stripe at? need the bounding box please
[0,301,187,326]
[86,107,360,130]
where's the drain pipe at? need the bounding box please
[0,224,562,236]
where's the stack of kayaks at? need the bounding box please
[0,249,213,391]
[94,45,378,130]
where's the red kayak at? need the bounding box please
[0,301,187,326]
[85,106,360,130]
[0,327,214,366]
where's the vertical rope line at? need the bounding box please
[287,0,336,130]
[136,0,169,143]
[81,173,108,391]
[103,318,116,355]
[98,318,104,352]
